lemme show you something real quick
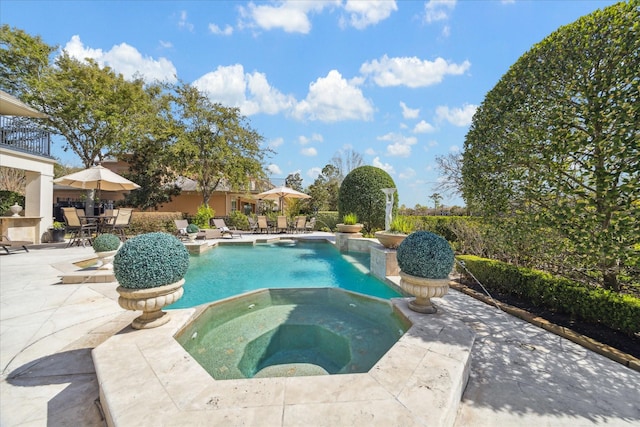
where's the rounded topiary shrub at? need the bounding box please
[338,166,397,232]
[397,231,454,279]
[113,232,190,289]
[186,223,199,233]
[93,233,121,252]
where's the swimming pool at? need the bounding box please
[167,240,401,309]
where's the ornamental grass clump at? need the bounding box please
[342,213,358,225]
[93,233,121,253]
[113,232,189,289]
[397,231,454,279]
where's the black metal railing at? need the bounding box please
[0,116,51,158]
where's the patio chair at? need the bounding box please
[1,235,32,254]
[174,219,189,241]
[248,217,259,233]
[276,216,288,233]
[212,218,242,238]
[305,217,316,233]
[257,216,270,234]
[62,207,96,247]
[294,215,307,233]
[103,208,133,241]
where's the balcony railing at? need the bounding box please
[0,116,51,158]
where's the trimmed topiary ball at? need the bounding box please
[93,233,121,252]
[397,231,454,279]
[186,223,199,233]
[113,232,190,289]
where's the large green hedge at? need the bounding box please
[456,255,640,336]
[338,166,397,232]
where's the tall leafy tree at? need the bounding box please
[172,83,270,205]
[285,172,303,191]
[461,2,639,290]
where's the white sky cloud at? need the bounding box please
[307,167,322,179]
[342,0,398,29]
[178,10,194,31]
[268,137,284,148]
[299,133,323,145]
[301,147,318,156]
[372,157,395,174]
[435,103,477,126]
[292,70,374,122]
[360,55,470,88]
[63,35,177,83]
[399,167,416,180]
[267,164,282,175]
[159,40,173,49]
[209,23,233,35]
[239,1,338,34]
[365,147,376,156]
[193,64,296,116]
[423,0,456,24]
[413,120,436,134]
[400,101,420,119]
[378,132,417,157]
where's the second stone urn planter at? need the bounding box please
[117,279,185,329]
[374,231,407,249]
[336,223,363,233]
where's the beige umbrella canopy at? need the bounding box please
[53,165,140,191]
[0,90,48,118]
[256,185,311,212]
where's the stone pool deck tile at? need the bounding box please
[284,374,393,404]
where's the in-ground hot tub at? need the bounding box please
[175,288,411,379]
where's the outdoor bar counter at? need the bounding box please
[0,216,42,244]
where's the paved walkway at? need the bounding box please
[1,238,639,426]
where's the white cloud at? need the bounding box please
[342,0,398,29]
[413,120,436,134]
[423,0,456,24]
[159,40,173,49]
[307,167,322,179]
[299,133,323,145]
[268,137,284,148]
[435,103,477,126]
[209,23,234,35]
[239,1,338,34]
[63,35,177,83]
[372,157,395,174]
[267,164,283,175]
[449,145,460,152]
[360,55,470,88]
[378,132,417,157]
[193,64,295,116]
[365,147,376,156]
[293,70,374,122]
[301,147,318,156]
[400,101,420,119]
[178,10,194,31]
[399,167,416,180]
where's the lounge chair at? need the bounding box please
[62,207,97,247]
[257,216,270,234]
[305,217,316,233]
[276,216,288,233]
[212,218,242,238]
[1,235,32,254]
[248,217,258,233]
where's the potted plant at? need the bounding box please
[113,232,189,329]
[186,223,199,242]
[375,216,412,249]
[92,233,121,270]
[49,221,66,243]
[396,231,455,314]
[336,213,363,233]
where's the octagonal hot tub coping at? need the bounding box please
[93,286,475,427]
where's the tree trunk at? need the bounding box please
[602,271,620,292]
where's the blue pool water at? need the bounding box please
[168,240,401,309]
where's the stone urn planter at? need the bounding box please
[186,223,199,242]
[9,203,22,217]
[397,231,455,314]
[374,231,407,249]
[114,232,190,329]
[336,223,363,233]
[93,233,121,270]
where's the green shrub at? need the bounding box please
[227,211,249,230]
[457,255,640,336]
[316,211,339,232]
[0,190,24,216]
[186,223,199,233]
[114,232,189,289]
[338,166,397,233]
[93,233,121,252]
[342,213,358,225]
[390,216,413,234]
[192,204,214,229]
[51,221,66,230]
[129,211,183,234]
[397,231,455,279]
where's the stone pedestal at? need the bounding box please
[370,243,399,280]
[335,232,363,252]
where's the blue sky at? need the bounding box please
[2,0,616,208]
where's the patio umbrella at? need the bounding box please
[53,165,141,192]
[255,185,311,212]
[0,90,48,118]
